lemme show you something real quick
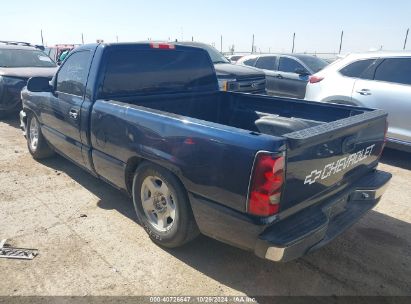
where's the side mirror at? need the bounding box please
[27,77,52,92]
[295,68,310,76]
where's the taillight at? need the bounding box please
[309,75,324,84]
[248,153,285,217]
[150,43,175,49]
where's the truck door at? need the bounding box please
[352,57,411,144]
[40,50,92,167]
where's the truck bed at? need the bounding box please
[111,91,367,138]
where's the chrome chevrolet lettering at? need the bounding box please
[304,144,375,185]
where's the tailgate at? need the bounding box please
[280,109,387,212]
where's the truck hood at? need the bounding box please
[214,63,264,80]
[0,67,57,79]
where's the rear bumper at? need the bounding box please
[189,169,391,262]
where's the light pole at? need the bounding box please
[291,33,295,53]
[404,28,409,50]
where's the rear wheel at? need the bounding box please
[132,162,199,248]
[26,113,54,159]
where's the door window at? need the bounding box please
[278,57,307,73]
[374,58,411,85]
[255,56,277,70]
[56,51,91,96]
[339,59,377,78]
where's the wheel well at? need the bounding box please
[23,108,40,125]
[124,158,186,197]
[125,156,143,195]
[22,108,32,126]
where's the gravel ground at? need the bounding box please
[0,116,410,296]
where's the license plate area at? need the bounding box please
[327,196,348,220]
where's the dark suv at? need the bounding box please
[0,41,57,117]
[177,42,266,94]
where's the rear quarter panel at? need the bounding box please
[90,99,286,212]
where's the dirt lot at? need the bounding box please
[0,116,410,296]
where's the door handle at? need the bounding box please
[69,108,79,120]
[356,89,372,96]
[275,74,284,79]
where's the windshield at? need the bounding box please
[299,56,329,73]
[0,49,57,68]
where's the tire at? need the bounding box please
[132,162,199,248]
[26,113,54,159]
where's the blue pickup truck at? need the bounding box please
[20,42,391,262]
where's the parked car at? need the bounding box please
[44,44,76,64]
[177,42,266,93]
[305,52,411,152]
[0,41,57,117]
[226,54,244,64]
[237,54,328,98]
[20,42,390,262]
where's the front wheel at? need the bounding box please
[132,162,199,248]
[26,113,54,159]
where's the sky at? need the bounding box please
[2,0,411,54]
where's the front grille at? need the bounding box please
[234,78,266,93]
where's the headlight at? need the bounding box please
[218,78,237,91]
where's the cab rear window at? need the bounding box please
[101,49,217,97]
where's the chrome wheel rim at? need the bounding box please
[140,176,176,232]
[29,118,39,151]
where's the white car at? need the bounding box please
[305,52,411,152]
